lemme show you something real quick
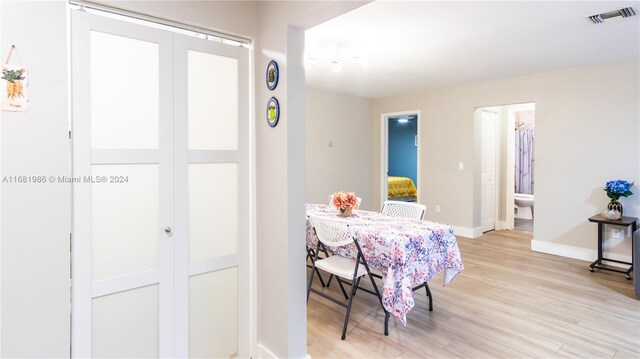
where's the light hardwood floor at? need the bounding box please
[307,230,640,358]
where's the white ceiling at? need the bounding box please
[305,1,640,99]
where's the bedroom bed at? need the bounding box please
[387,176,417,201]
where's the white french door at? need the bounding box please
[481,110,496,233]
[71,10,249,358]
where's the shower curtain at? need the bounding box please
[515,128,534,194]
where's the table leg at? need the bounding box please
[625,222,636,280]
[589,222,604,271]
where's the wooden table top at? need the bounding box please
[588,214,638,226]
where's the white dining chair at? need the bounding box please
[381,200,426,220]
[380,200,433,312]
[310,194,362,288]
[306,214,389,340]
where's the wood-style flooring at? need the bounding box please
[307,230,640,358]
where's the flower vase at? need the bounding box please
[338,207,353,217]
[607,201,623,216]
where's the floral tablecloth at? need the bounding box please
[306,203,464,325]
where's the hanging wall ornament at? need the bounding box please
[266,97,280,127]
[1,45,29,112]
[266,60,279,90]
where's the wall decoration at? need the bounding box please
[266,60,279,90]
[1,45,29,112]
[267,97,280,127]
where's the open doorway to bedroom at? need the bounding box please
[381,111,421,206]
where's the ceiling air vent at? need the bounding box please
[619,7,637,17]
[589,14,603,23]
[589,7,636,23]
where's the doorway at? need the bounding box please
[475,103,535,234]
[510,104,535,232]
[380,111,421,206]
[71,10,250,358]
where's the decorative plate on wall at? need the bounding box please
[266,97,280,127]
[266,60,279,90]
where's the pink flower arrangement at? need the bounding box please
[332,191,358,214]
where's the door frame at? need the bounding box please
[474,103,535,232]
[380,110,421,208]
[506,102,536,230]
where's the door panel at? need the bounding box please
[174,34,249,358]
[188,163,238,262]
[91,164,160,280]
[188,268,238,358]
[90,30,160,149]
[187,50,238,151]
[72,11,174,357]
[92,285,160,358]
[481,111,496,232]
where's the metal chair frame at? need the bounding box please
[306,215,389,340]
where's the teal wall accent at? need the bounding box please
[388,117,417,185]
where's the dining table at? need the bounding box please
[306,203,464,325]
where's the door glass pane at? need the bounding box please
[189,268,237,358]
[90,31,159,149]
[92,164,159,280]
[92,285,159,358]
[189,163,237,263]
[188,50,238,150]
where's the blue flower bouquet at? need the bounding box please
[604,180,634,216]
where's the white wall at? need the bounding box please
[305,88,373,209]
[372,59,640,259]
[1,1,71,357]
[253,2,368,357]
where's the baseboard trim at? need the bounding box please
[531,240,632,268]
[451,225,483,239]
[256,344,278,359]
[495,221,508,230]
[255,344,310,359]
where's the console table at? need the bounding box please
[588,214,637,279]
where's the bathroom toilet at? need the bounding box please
[514,193,534,219]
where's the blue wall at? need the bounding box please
[388,117,417,185]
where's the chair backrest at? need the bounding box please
[308,214,354,248]
[328,194,362,209]
[381,200,426,220]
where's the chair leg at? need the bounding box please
[341,277,359,340]
[322,246,335,287]
[384,312,389,336]
[306,267,315,304]
[307,248,326,287]
[336,277,349,300]
[307,246,322,304]
[326,274,334,287]
[367,272,389,337]
[425,282,433,311]
[353,276,362,296]
[314,267,327,287]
